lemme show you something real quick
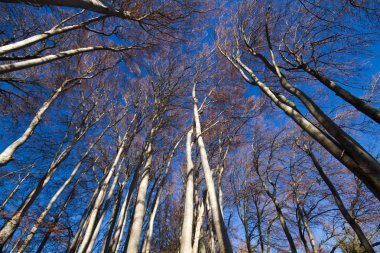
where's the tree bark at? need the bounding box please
[0,0,115,15]
[0,118,95,247]
[180,128,195,253]
[125,125,157,253]
[304,147,375,253]
[76,135,127,253]
[0,45,132,75]
[0,15,105,55]
[192,85,233,253]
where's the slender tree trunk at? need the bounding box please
[0,45,132,75]
[69,176,103,253]
[262,51,380,200]
[100,181,126,253]
[180,128,195,253]
[125,125,157,253]
[0,122,93,246]
[77,134,127,253]
[142,136,182,253]
[141,185,161,253]
[0,15,105,55]
[231,56,380,200]
[296,207,311,253]
[109,168,139,253]
[108,153,147,253]
[300,207,318,253]
[0,172,30,211]
[300,62,380,124]
[304,147,375,253]
[84,157,125,253]
[192,85,232,253]
[16,123,110,252]
[0,0,130,17]
[192,192,205,253]
[0,79,70,166]
[255,167,297,253]
[36,181,80,253]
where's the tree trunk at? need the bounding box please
[304,147,375,253]
[192,192,205,253]
[0,172,30,211]
[125,125,157,253]
[0,0,115,16]
[0,15,105,55]
[0,46,132,75]
[180,128,195,253]
[232,56,380,200]
[16,123,110,252]
[0,122,92,246]
[76,136,127,253]
[192,85,233,253]
[0,79,69,166]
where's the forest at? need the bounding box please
[0,0,379,252]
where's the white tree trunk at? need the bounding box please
[84,159,124,253]
[16,122,110,252]
[192,85,232,253]
[0,82,66,166]
[180,128,195,253]
[125,130,155,253]
[0,15,104,55]
[0,45,131,75]
[0,120,93,246]
[0,0,114,15]
[192,193,205,253]
[77,137,126,253]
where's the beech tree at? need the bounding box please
[0,0,379,252]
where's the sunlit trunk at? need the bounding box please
[192,85,232,253]
[180,128,195,253]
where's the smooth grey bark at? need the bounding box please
[100,180,125,253]
[142,136,182,253]
[0,0,115,16]
[76,134,127,253]
[125,125,157,253]
[0,14,106,55]
[180,128,195,253]
[192,191,205,253]
[298,60,380,124]
[108,153,146,253]
[0,113,99,247]
[302,146,375,253]
[257,38,380,200]
[84,158,125,253]
[16,120,112,253]
[0,45,133,75]
[192,85,233,253]
[224,51,380,201]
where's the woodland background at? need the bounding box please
[0,0,379,252]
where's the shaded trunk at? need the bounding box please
[232,56,380,200]
[305,147,375,253]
